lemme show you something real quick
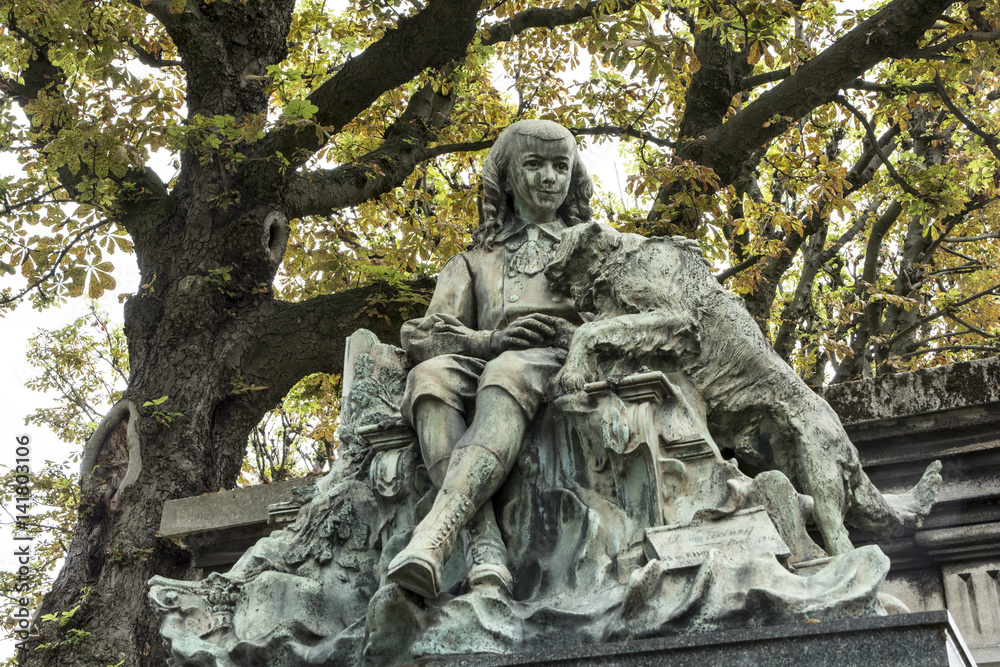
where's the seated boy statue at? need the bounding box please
[387,120,591,598]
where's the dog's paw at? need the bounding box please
[547,317,578,349]
[554,368,587,394]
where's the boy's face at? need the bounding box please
[507,133,575,224]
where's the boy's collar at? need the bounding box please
[494,219,566,245]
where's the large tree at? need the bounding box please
[0,0,997,664]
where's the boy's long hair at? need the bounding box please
[471,120,593,250]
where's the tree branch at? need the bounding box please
[286,113,676,218]
[0,185,64,216]
[898,344,1000,359]
[943,232,1000,242]
[261,0,639,180]
[255,0,485,171]
[480,1,635,46]
[934,73,1000,162]
[908,327,975,347]
[125,43,183,69]
[835,95,922,197]
[572,125,674,147]
[661,0,956,191]
[0,219,112,307]
[125,0,183,26]
[237,279,433,409]
[0,26,168,213]
[715,254,760,283]
[904,28,1000,58]
[844,79,937,94]
[883,280,1000,348]
[937,242,981,263]
[741,67,790,90]
[287,139,492,219]
[918,195,998,262]
[285,81,492,218]
[716,123,897,284]
[944,313,998,339]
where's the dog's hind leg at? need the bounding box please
[795,435,855,555]
[844,459,943,539]
[883,459,942,526]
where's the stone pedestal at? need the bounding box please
[157,356,1000,664]
[419,612,975,667]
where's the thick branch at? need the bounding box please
[286,82,490,218]
[160,0,293,120]
[663,0,956,192]
[0,46,63,108]
[287,140,492,218]
[262,0,639,181]
[480,1,634,46]
[677,27,753,149]
[255,0,485,171]
[741,67,791,90]
[286,114,679,218]
[237,280,433,409]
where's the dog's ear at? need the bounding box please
[592,223,622,255]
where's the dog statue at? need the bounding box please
[545,222,942,555]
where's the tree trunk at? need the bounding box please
[24,193,412,665]
[20,1,411,662]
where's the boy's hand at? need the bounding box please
[491,314,572,353]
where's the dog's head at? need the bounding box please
[545,222,622,311]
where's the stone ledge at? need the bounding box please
[158,477,313,570]
[807,358,1000,574]
[818,356,1000,425]
[159,477,312,538]
[418,612,975,667]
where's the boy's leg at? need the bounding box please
[412,397,467,488]
[411,397,513,592]
[388,387,528,598]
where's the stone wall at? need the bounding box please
[160,355,1000,665]
[819,355,1000,666]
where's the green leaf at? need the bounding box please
[281,99,320,120]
